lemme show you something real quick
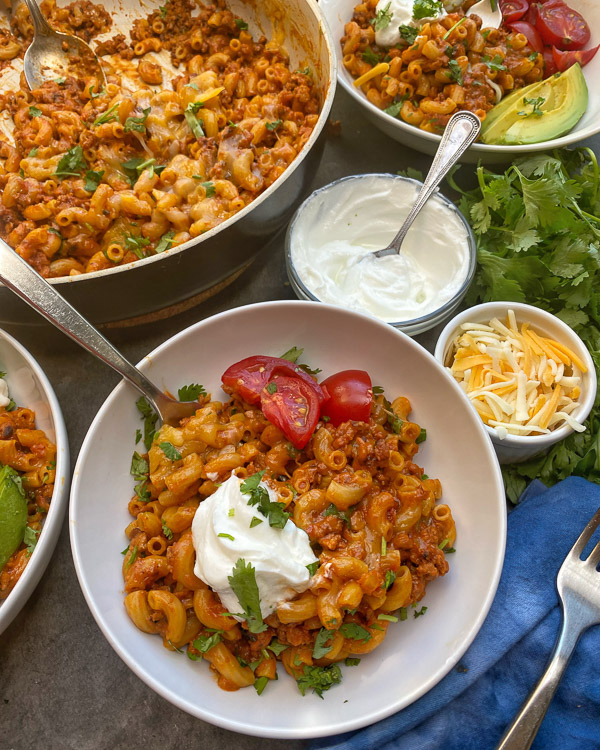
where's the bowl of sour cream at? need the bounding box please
[285,174,477,336]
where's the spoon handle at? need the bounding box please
[0,240,167,413]
[22,0,54,36]
[377,111,481,258]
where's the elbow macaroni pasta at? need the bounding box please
[341,0,544,133]
[0,0,321,277]
[0,397,57,599]
[122,378,455,695]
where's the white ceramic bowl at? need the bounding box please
[70,301,505,739]
[285,174,477,336]
[434,302,597,464]
[0,329,69,636]
[319,0,600,162]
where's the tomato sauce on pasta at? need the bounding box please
[122,365,456,696]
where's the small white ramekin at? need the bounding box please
[434,302,597,464]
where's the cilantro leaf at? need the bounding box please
[124,107,150,133]
[84,169,104,193]
[192,630,223,653]
[162,518,173,539]
[160,441,182,461]
[136,396,158,450]
[130,451,149,480]
[371,2,392,32]
[266,120,282,131]
[384,570,396,589]
[448,59,464,85]
[227,558,267,633]
[280,346,303,363]
[29,106,42,118]
[24,526,40,556]
[399,24,418,44]
[339,623,371,641]
[178,383,206,401]
[268,639,288,656]
[306,561,318,575]
[296,664,342,698]
[412,0,443,19]
[54,146,88,179]
[312,627,335,659]
[254,676,269,695]
[155,230,175,254]
[235,18,248,29]
[414,606,428,618]
[483,54,507,72]
[184,105,205,139]
[362,47,380,66]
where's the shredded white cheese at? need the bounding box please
[447,311,588,438]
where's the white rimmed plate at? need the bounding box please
[70,300,505,738]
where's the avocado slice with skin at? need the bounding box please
[481,64,588,145]
[0,464,28,571]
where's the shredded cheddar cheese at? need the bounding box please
[446,312,588,438]
[353,62,390,88]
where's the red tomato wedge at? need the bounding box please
[535,0,590,50]
[319,370,373,427]
[508,20,544,52]
[542,46,559,76]
[500,0,529,23]
[260,376,321,449]
[222,355,328,406]
[552,43,599,71]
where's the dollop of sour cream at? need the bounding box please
[374,0,446,48]
[0,377,10,408]
[191,475,317,619]
[289,175,471,323]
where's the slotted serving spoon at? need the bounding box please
[0,239,198,426]
[370,110,481,259]
[22,0,106,89]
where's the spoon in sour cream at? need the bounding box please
[369,110,480,260]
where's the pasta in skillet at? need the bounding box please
[0,0,321,277]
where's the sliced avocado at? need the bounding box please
[481,64,588,145]
[0,464,27,571]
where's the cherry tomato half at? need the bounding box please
[500,0,529,23]
[260,376,321,449]
[319,370,372,427]
[552,43,599,72]
[222,355,328,406]
[535,0,590,50]
[508,20,544,52]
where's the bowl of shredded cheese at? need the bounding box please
[434,302,597,464]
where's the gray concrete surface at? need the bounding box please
[1,85,599,750]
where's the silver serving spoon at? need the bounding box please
[22,0,106,89]
[370,111,481,259]
[468,0,503,29]
[0,240,198,427]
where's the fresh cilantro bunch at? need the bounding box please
[449,148,600,502]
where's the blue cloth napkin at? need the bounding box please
[311,477,600,750]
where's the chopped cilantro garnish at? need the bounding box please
[235,18,248,29]
[124,232,151,259]
[136,396,158,450]
[155,230,175,254]
[192,630,223,653]
[323,503,351,524]
[483,54,507,72]
[399,607,408,621]
[162,518,173,540]
[178,383,206,401]
[29,106,42,118]
[312,628,335,659]
[227,558,267,633]
[54,146,88,179]
[250,516,263,528]
[448,59,464,85]
[384,570,396,589]
[135,429,142,444]
[160,441,182,461]
[371,1,392,32]
[241,470,290,528]
[361,47,380,66]
[266,119,282,131]
[339,623,371,642]
[414,606,428,618]
[266,382,277,394]
[93,102,120,126]
[84,169,104,193]
[254,676,269,695]
[281,346,303,362]
[123,545,138,572]
[124,107,151,133]
[268,640,288,657]
[27,147,38,157]
[23,526,40,556]
[518,96,545,118]
[296,664,342,698]
[399,24,418,44]
[218,532,235,541]
[306,561,318,576]
[412,0,443,19]
[184,104,205,139]
[345,657,361,666]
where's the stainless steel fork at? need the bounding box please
[497,507,600,750]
